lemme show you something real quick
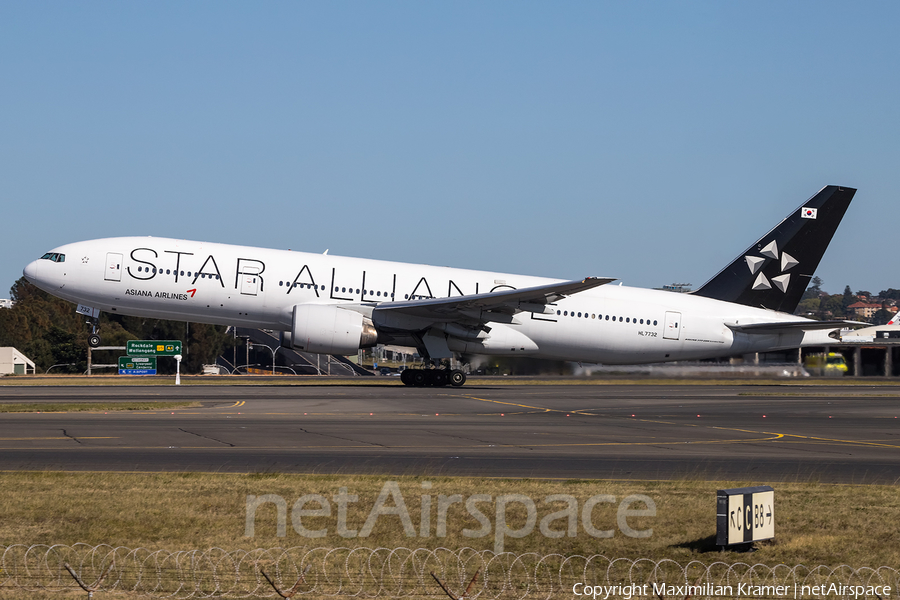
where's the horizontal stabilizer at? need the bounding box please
[725,319,863,334]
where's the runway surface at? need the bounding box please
[1,382,899,482]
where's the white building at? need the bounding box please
[0,299,12,309]
[0,348,36,375]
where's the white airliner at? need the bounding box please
[24,185,856,386]
[837,310,900,341]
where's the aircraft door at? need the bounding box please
[663,311,682,340]
[240,274,259,296]
[105,253,123,282]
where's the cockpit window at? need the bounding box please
[39,253,65,263]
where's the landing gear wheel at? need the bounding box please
[429,370,449,387]
[400,369,413,386]
[449,370,467,387]
[411,370,427,387]
[88,334,102,348]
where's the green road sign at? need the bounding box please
[126,340,182,356]
[118,355,157,375]
[118,356,158,370]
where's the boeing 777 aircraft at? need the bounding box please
[24,185,856,387]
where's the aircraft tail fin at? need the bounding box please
[693,185,856,314]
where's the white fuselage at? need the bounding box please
[23,236,833,364]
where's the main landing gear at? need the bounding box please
[400,368,467,387]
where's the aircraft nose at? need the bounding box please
[23,259,40,283]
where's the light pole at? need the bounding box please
[250,343,278,375]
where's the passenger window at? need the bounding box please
[557,310,561,315]
[626,318,630,323]
[653,320,658,326]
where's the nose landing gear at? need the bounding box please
[87,317,102,347]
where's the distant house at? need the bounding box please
[0,348,36,375]
[847,301,883,319]
[0,299,13,309]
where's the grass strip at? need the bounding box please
[0,471,896,568]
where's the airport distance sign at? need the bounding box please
[126,340,182,356]
[716,485,774,546]
[118,356,157,375]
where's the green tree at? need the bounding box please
[822,294,845,317]
[842,285,856,311]
[796,297,821,316]
[871,307,894,326]
[801,276,824,301]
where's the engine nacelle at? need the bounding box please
[282,304,378,355]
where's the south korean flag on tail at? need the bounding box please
[801,207,817,219]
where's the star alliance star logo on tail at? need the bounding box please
[744,240,798,293]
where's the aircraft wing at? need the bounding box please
[725,320,864,334]
[372,276,615,322]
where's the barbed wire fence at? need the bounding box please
[2,545,898,599]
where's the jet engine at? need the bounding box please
[281,304,378,355]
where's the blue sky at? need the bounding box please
[2,2,898,298]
